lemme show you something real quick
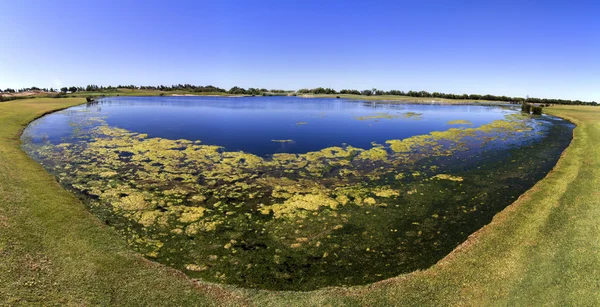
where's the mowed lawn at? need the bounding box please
[1,99,599,306]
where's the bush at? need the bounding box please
[50,93,67,99]
[532,106,543,115]
[521,103,532,113]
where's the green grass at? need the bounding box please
[1,99,599,305]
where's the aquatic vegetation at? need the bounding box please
[355,112,401,120]
[431,174,464,182]
[387,115,530,155]
[21,103,573,291]
[447,120,473,125]
[356,147,388,161]
[402,112,423,119]
[355,111,423,121]
[266,193,340,219]
[374,188,400,197]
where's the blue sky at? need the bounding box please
[1,0,598,101]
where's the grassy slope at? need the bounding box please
[1,99,599,306]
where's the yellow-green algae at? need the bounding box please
[355,112,401,120]
[447,119,473,125]
[431,174,464,182]
[355,111,423,121]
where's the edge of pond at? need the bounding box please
[18,100,576,296]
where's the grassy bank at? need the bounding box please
[1,99,599,305]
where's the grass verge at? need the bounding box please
[1,99,598,306]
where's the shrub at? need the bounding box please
[521,103,532,113]
[50,93,67,99]
[532,106,543,115]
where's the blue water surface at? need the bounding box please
[26,96,517,156]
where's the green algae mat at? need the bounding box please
[2,98,600,305]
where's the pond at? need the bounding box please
[21,96,574,291]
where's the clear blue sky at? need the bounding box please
[1,0,598,101]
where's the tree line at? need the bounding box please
[1,84,597,106]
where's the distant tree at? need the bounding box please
[228,86,247,95]
[388,90,405,96]
[86,84,100,92]
[340,89,361,95]
[269,89,288,93]
[60,87,68,93]
[301,87,337,95]
[247,87,262,95]
[68,86,78,93]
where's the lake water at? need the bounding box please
[26,96,519,156]
[22,96,574,290]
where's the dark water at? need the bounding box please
[25,96,516,156]
[21,96,574,291]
